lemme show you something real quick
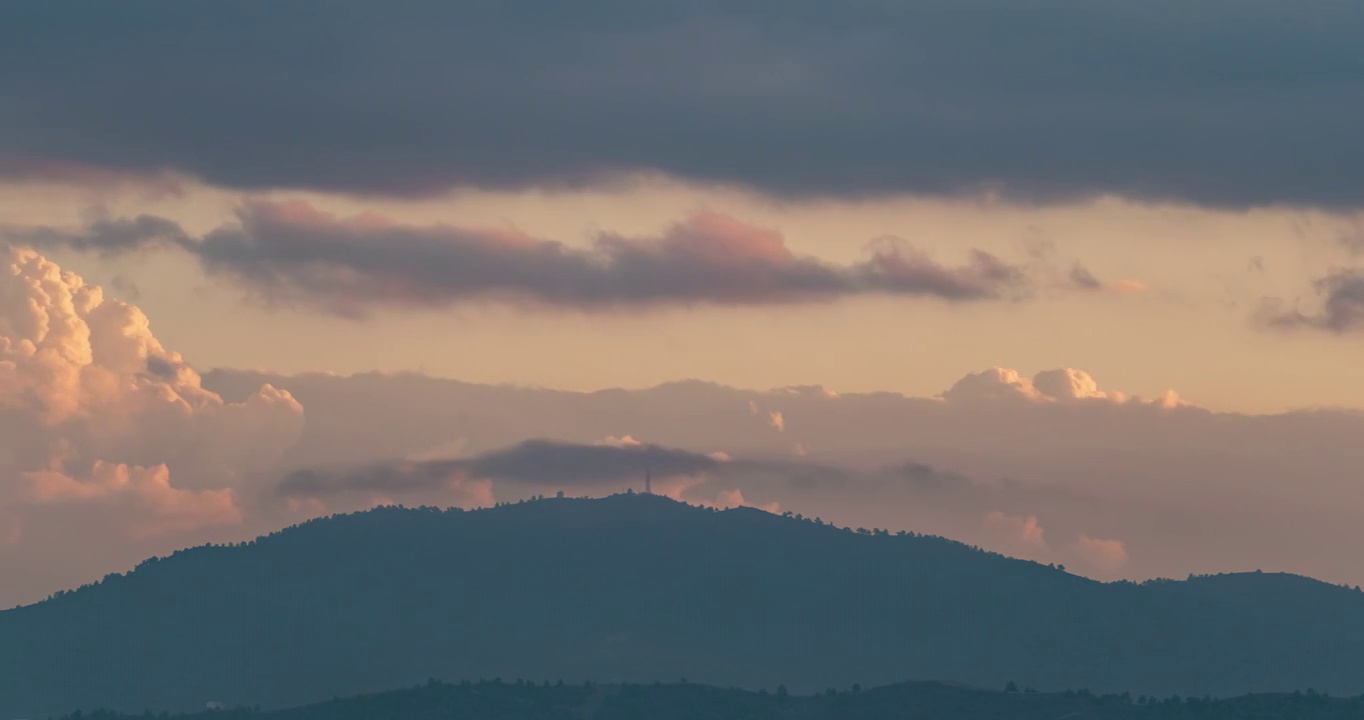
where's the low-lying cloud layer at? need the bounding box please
[275,437,1141,578]
[279,440,723,498]
[3,2,1363,208]
[10,202,1029,315]
[199,362,1364,594]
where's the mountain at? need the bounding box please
[50,679,1364,720]
[4,494,1364,716]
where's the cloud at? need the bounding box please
[748,400,787,433]
[1069,264,1103,290]
[185,366,1364,596]
[276,438,793,517]
[1072,534,1130,577]
[0,248,303,600]
[278,439,722,498]
[982,511,1130,578]
[1109,279,1150,295]
[1261,270,1364,333]
[19,462,241,539]
[941,367,1183,408]
[1032,368,1107,401]
[1068,263,1149,295]
[9,202,1028,316]
[1339,218,1364,255]
[712,488,780,514]
[596,435,643,448]
[2,3,1363,208]
[983,511,1047,555]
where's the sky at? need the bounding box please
[2,1,1364,608]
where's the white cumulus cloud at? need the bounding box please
[0,248,304,604]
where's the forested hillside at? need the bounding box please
[4,494,1364,716]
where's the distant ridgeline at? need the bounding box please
[4,494,1364,717]
[54,679,1364,720]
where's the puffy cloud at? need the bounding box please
[596,434,643,448]
[1072,534,1130,578]
[747,399,787,433]
[3,3,1363,208]
[942,368,1042,404]
[712,488,780,514]
[983,511,1047,556]
[19,462,241,539]
[10,202,1029,316]
[1261,270,1364,333]
[1032,368,1106,401]
[0,248,303,600]
[942,367,1182,408]
[982,511,1130,578]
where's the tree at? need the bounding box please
[1005,681,1019,693]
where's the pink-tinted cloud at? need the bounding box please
[8,201,1031,316]
[983,511,1048,558]
[942,367,1183,408]
[982,511,1131,578]
[0,249,303,600]
[1069,263,1150,295]
[1072,534,1130,577]
[21,462,242,538]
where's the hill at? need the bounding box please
[3,494,1364,716]
[54,679,1364,720]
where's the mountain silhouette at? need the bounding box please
[3,494,1364,716]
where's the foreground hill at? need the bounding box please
[59,679,1364,720]
[4,494,1364,715]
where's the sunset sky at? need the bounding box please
[3,2,1364,607]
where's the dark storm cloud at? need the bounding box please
[1262,271,1364,333]
[277,439,722,497]
[8,201,1025,314]
[2,2,1363,207]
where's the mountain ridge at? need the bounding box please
[4,494,1364,716]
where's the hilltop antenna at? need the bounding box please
[645,465,652,495]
